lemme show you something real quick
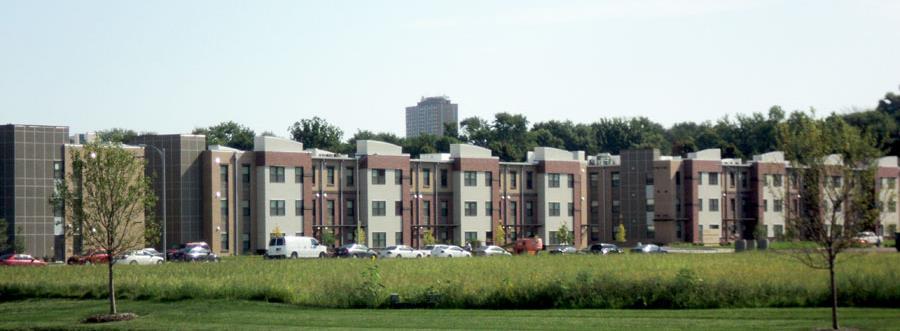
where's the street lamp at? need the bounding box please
[138,144,167,261]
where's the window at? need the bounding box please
[612,200,620,214]
[423,201,431,224]
[611,172,620,187]
[774,199,783,212]
[698,199,704,211]
[312,166,317,184]
[440,169,448,187]
[270,167,285,183]
[645,174,653,186]
[295,167,303,183]
[465,232,477,244]
[372,201,386,216]
[510,201,518,223]
[548,174,561,188]
[568,174,575,188]
[395,169,402,185]
[675,171,681,186]
[526,202,534,217]
[511,171,518,189]
[242,165,251,183]
[346,200,355,218]
[708,172,719,185]
[763,199,768,212]
[549,202,561,216]
[395,232,403,245]
[526,171,533,189]
[295,200,303,216]
[312,202,316,217]
[464,171,477,186]
[697,172,704,185]
[729,172,735,187]
[485,171,492,186]
[269,200,285,216]
[53,161,63,179]
[372,169,386,185]
[465,202,477,216]
[373,232,386,248]
[423,169,431,187]
[440,201,449,217]
[345,167,354,186]
[831,176,842,188]
[568,202,574,216]
[548,231,559,245]
[589,173,598,187]
[241,200,250,217]
[741,172,748,188]
[327,200,335,223]
[646,199,654,212]
[327,166,335,185]
[710,224,720,230]
[395,201,403,216]
[485,201,492,216]
[773,174,783,187]
[709,198,719,212]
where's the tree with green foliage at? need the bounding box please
[0,219,25,254]
[615,223,626,243]
[321,228,336,247]
[96,128,138,144]
[778,111,881,330]
[494,223,506,246]
[356,227,366,246]
[192,121,255,150]
[555,223,572,245]
[53,143,157,315]
[421,229,435,247]
[288,117,344,151]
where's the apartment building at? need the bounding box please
[405,96,458,138]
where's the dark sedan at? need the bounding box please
[179,246,220,262]
[549,245,578,255]
[588,243,624,255]
[334,244,377,258]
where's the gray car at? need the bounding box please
[472,245,511,256]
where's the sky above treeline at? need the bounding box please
[1,1,898,136]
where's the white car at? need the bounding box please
[432,245,471,258]
[854,231,880,245]
[114,250,164,265]
[378,245,427,258]
[422,245,448,257]
[473,245,511,256]
[141,248,164,258]
[266,236,328,259]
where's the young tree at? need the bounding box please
[321,228,336,247]
[356,227,367,246]
[555,223,572,245]
[778,112,881,330]
[493,223,506,246]
[615,223,627,243]
[421,229,435,246]
[53,143,157,315]
[0,219,25,254]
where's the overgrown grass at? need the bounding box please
[1,252,898,309]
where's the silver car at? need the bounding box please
[473,245,511,256]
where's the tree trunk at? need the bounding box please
[829,256,838,330]
[108,261,117,314]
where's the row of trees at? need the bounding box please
[94,90,898,162]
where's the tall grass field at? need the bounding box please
[1,252,897,309]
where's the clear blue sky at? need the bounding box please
[2,1,898,137]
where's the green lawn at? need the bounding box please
[1,299,898,330]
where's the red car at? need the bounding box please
[66,250,110,265]
[0,253,48,266]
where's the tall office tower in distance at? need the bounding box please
[405,96,458,138]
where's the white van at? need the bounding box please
[266,236,328,259]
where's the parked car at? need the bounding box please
[472,245,511,257]
[334,244,378,258]
[631,244,667,254]
[67,250,110,265]
[854,231,880,245]
[179,246,220,262]
[0,253,47,266]
[265,236,328,259]
[421,245,449,257]
[114,250,164,265]
[378,245,426,258]
[588,243,624,255]
[549,245,578,255]
[513,237,543,255]
[168,242,210,260]
[141,248,164,258]
[432,245,471,258]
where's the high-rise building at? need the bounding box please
[0,124,69,259]
[405,96,458,138]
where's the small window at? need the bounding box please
[295,167,303,183]
[327,166,335,185]
[372,201,386,216]
[423,169,431,187]
[440,169,448,187]
[464,171,477,186]
[708,172,719,186]
[549,202,560,217]
[484,171,492,187]
[526,171,533,189]
[345,167,354,186]
[485,201,492,216]
[395,169,402,185]
[698,199,703,212]
[568,174,575,188]
[312,166,317,184]
[346,200,355,217]
[709,199,719,212]
[568,202,574,216]
[774,199,783,212]
[465,201,477,216]
[773,174,783,187]
[270,167,285,183]
[295,200,303,216]
[511,171,518,189]
[395,201,403,216]
[548,174,561,188]
[242,165,251,183]
[611,172,620,187]
[269,200,285,216]
[372,169,386,185]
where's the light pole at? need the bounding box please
[139,144,166,261]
